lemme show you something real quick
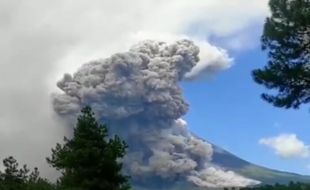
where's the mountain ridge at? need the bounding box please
[210,142,310,185]
[134,137,310,190]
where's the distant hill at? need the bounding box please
[210,143,310,185]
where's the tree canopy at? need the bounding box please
[241,181,310,190]
[47,106,130,190]
[0,156,54,190]
[253,0,310,109]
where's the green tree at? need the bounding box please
[0,156,27,189]
[0,156,54,190]
[26,167,55,190]
[253,0,310,109]
[241,181,310,190]
[47,106,130,190]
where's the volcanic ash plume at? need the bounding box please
[53,40,259,188]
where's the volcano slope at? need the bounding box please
[210,142,310,185]
[134,142,310,190]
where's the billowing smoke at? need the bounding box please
[53,40,259,188]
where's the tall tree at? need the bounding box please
[253,0,310,109]
[0,156,28,189]
[47,106,130,190]
[0,156,54,190]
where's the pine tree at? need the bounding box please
[47,106,130,190]
[253,0,310,109]
[0,156,26,189]
[0,156,54,190]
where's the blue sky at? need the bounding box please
[183,44,310,175]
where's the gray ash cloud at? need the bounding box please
[53,39,259,188]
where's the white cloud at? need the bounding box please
[0,0,269,179]
[259,134,310,159]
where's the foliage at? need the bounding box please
[242,181,310,190]
[253,0,310,109]
[47,106,130,190]
[0,156,54,190]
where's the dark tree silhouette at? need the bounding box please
[0,156,28,189]
[0,156,53,190]
[47,106,130,190]
[241,181,310,190]
[253,0,310,109]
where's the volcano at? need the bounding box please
[137,140,310,190]
[134,140,310,190]
[210,142,310,185]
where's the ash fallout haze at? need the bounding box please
[1,0,309,189]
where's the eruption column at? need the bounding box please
[53,40,259,188]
